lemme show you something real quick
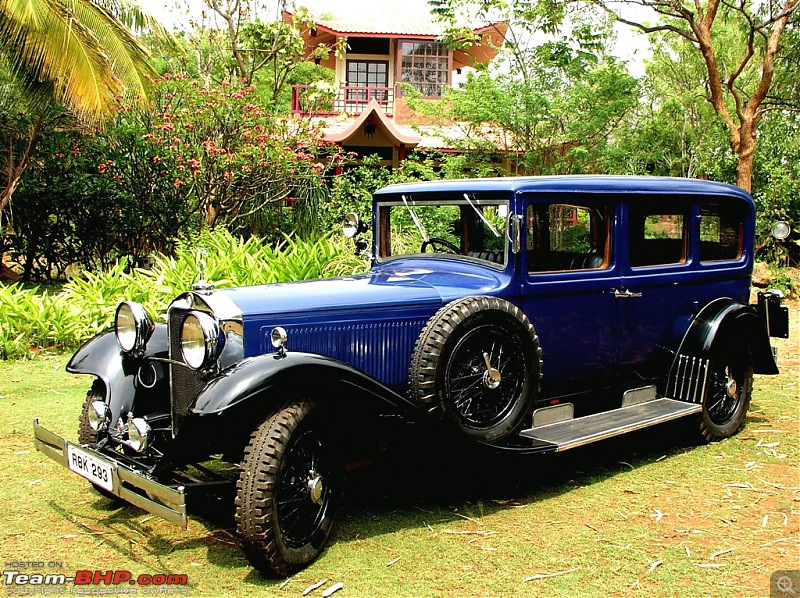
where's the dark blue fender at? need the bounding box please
[673,298,778,374]
[66,325,169,425]
[191,351,423,421]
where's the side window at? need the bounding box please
[629,208,687,267]
[527,204,608,272]
[700,202,743,261]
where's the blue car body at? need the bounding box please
[33,175,787,576]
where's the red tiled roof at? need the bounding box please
[324,99,421,147]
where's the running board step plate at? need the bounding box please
[519,398,702,452]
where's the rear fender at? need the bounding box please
[665,298,776,405]
[670,297,778,379]
[66,325,169,426]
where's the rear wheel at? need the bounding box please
[698,345,753,442]
[235,400,342,577]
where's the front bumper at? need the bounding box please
[32,419,187,528]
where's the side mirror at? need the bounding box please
[354,238,369,254]
[343,213,368,239]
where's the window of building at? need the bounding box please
[700,202,743,261]
[346,60,389,103]
[399,41,449,97]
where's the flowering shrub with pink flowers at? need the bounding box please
[6,75,342,281]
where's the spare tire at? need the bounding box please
[409,296,542,442]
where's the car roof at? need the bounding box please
[374,175,753,206]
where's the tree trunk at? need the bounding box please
[0,114,45,213]
[735,125,757,193]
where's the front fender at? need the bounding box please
[674,298,778,375]
[66,325,169,425]
[191,351,422,420]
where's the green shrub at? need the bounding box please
[1,230,368,359]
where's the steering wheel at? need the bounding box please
[421,237,461,254]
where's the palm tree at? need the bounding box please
[0,0,164,212]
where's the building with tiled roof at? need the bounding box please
[286,0,509,168]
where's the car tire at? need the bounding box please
[409,296,542,442]
[235,400,342,578]
[77,381,118,501]
[697,343,753,442]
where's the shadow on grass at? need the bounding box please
[46,415,709,586]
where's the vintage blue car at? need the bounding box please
[33,175,788,576]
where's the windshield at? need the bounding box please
[377,196,510,267]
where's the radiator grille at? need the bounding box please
[169,308,206,434]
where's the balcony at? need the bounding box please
[291,85,395,117]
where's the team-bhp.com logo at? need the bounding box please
[4,570,188,587]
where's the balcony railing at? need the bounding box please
[291,85,395,117]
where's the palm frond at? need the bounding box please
[0,0,159,121]
[63,0,157,102]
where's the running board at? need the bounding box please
[519,398,702,452]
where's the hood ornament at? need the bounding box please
[192,248,213,292]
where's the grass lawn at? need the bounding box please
[1,306,798,597]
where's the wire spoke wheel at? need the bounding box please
[410,296,542,442]
[698,345,753,442]
[275,428,334,549]
[236,401,342,577]
[445,325,525,428]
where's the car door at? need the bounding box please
[617,198,752,381]
[519,196,622,397]
[616,198,695,380]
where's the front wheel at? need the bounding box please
[697,345,753,442]
[235,401,343,577]
[77,381,118,501]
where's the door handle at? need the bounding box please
[614,289,643,299]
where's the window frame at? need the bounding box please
[375,197,511,269]
[627,203,692,269]
[525,201,613,274]
[698,200,745,263]
[396,39,452,98]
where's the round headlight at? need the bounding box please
[88,400,109,432]
[772,221,791,240]
[127,417,151,453]
[115,302,154,354]
[181,311,224,370]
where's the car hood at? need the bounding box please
[214,258,510,318]
[215,271,440,319]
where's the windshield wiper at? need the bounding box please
[401,194,428,242]
[464,193,501,238]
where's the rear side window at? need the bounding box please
[629,207,688,267]
[700,202,743,261]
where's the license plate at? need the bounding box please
[67,445,114,492]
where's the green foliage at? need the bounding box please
[9,123,193,280]
[409,0,638,175]
[752,113,800,264]
[0,230,367,359]
[5,75,343,280]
